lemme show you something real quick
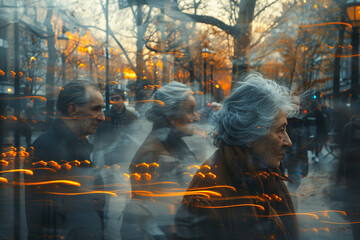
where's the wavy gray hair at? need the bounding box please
[56,80,95,116]
[146,81,193,123]
[212,73,298,146]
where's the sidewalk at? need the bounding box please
[295,148,353,239]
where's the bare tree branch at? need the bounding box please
[253,0,279,20]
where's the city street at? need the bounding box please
[295,149,353,240]
[1,125,356,240]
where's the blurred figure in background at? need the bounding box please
[283,98,310,208]
[121,81,200,240]
[197,102,222,125]
[305,100,328,166]
[21,99,34,148]
[176,73,300,240]
[337,100,360,240]
[93,88,138,166]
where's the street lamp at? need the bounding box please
[209,59,215,100]
[347,0,360,106]
[153,55,159,85]
[201,48,211,104]
[86,44,94,82]
[57,32,69,87]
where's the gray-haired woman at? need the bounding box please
[121,81,200,240]
[176,73,300,240]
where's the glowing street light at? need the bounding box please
[86,44,95,82]
[57,33,69,51]
[57,30,69,87]
[201,48,212,105]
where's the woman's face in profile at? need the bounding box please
[250,111,292,169]
[168,94,200,136]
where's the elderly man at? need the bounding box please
[32,80,105,163]
[27,80,106,240]
[176,73,300,240]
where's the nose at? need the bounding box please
[98,110,105,121]
[283,131,292,148]
[191,112,200,123]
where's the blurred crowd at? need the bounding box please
[0,73,360,240]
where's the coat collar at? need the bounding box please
[52,118,94,155]
[217,144,291,194]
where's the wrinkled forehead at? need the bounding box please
[271,111,288,129]
[86,87,104,104]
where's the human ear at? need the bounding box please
[67,103,78,118]
[166,116,176,127]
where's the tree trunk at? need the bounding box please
[135,4,144,83]
[333,5,346,105]
[231,0,256,88]
[44,8,56,125]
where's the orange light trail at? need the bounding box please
[198,203,265,211]
[32,160,47,166]
[168,185,236,192]
[320,220,360,225]
[0,169,33,175]
[143,173,152,181]
[329,53,360,58]
[183,172,194,177]
[0,160,9,166]
[258,210,347,220]
[258,212,319,219]
[30,167,57,173]
[124,173,141,180]
[299,22,352,29]
[196,172,206,178]
[69,160,81,166]
[133,190,222,198]
[201,165,211,170]
[0,177,8,183]
[308,210,347,216]
[135,162,159,168]
[191,185,235,191]
[142,181,180,186]
[0,96,46,101]
[13,180,81,186]
[45,190,117,197]
[212,195,266,202]
[129,100,164,106]
[207,172,216,179]
[187,165,200,170]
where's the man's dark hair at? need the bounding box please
[111,88,126,100]
[56,80,95,116]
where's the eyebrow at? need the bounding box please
[274,122,287,130]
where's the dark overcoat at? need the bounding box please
[175,144,300,240]
[26,118,104,240]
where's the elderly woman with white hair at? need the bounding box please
[121,81,200,240]
[175,73,300,240]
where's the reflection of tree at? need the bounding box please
[171,0,296,88]
[332,0,348,103]
[21,34,46,96]
[44,6,57,119]
[145,8,198,85]
[257,0,348,92]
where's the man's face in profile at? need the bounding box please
[74,87,105,136]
